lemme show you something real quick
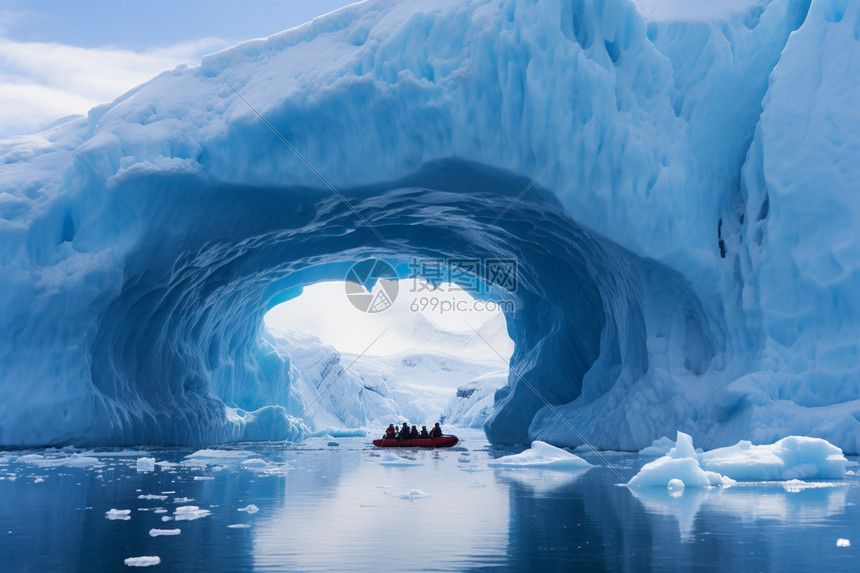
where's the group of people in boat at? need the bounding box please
[383,421,444,441]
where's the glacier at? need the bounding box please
[1,0,860,452]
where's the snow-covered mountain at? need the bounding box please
[268,312,513,429]
[1,0,859,452]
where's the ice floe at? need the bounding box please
[488,441,593,470]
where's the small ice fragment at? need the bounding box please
[174,506,211,521]
[173,497,193,503]
[138,494,167,500]
[106,509,131,520]
[837,538,851,547]
[397,489,429,501]
[161,516,173,521]
[237,504,259,514]
[228,524,251,528]
[149,529,180,537]
[136,458,156,472]
[34,477,44,483]
[154,508,167,514]
[124,556,160,567]
[488,441,593,470]
[668,479,685,497]
[193,476,214,481]
[161,491,175,494]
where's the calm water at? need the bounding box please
[0,429,857,572]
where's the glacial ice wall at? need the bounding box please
[1,0,859,450]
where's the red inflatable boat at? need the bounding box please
[372,436,459,448]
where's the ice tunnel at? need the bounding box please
[3,0,860,451]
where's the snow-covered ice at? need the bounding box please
[149,529,180,537]
[488,441,594,471]
[629,432,849,487]
[0,0,859,460]
[173,506,211,521]
[124,556,160,567]
[106,509,131,521]
[135,458,156,472]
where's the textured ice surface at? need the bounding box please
[1,0,859,451]
[173,506,212,521]
[488,441,593,470]
[135,458,155,472]
[629,432,849,487]
[149,529,180,537]
[106,509,132,520]
[124,556,161,567]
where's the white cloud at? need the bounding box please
[0,37,231,137]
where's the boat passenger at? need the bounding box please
[400,422,410,440]
[419,426,430,439]
[430,422,443,439]
[384,424,396,440]
[410,425,419,440]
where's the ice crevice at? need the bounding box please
[1,0,859,451]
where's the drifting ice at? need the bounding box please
[488,441,593,470]
[629,432,848,487]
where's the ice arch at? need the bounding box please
[3,0,860,450]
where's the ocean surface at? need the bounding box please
[1,429,857,572]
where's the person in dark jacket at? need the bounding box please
[430,422,443,439]
[419,426,430,439]
[400,422,410,440]
[409,425,419,440]
[384,424,396,440]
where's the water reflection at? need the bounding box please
[0,439,857,572]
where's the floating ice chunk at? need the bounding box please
[124,556,160,567]
[488,441,593,471]
[639,436,676,457]
[106,509,131,520]
[837,538,851,547]
[380,454,423,467]
[161,516,173,521]
[33,477,44,484]
[629,433,732,488]
[136,458,156,472]
[138,494,167,501]
[186,449,255,460]
[699,436,848,481]
[398,489,429,501]
[237,504,259,514]
[228,524,251,528]
[18,453,102,468]
[149,529,180,537]
[173,506,211,521]
[193,476,214,480]
[173,497,193,504]
[667,478,685,496]
[154,508,168,514]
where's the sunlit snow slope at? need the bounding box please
[1,0,859,451]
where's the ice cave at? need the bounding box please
[2,0,860,456]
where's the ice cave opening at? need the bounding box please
[54,159,721,449]
[262,276,514,432]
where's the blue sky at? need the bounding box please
[0,0,356,137]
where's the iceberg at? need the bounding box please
[629,431,849,487]
[488,441,593,471]
[1,0,859,452]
